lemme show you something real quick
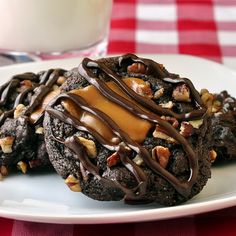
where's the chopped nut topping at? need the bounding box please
[159,101,174,109]
[35,126,44,134]
[0,165,8,176]
[189,119,203,129]
[180,121,194,137]
[20,80,33,88]
[132,81,153,98]
[17,80,33,93]
[65,174,81,192]
[0,136,14,153]
[154,87,164,99]
[152,146,170,168]
[57,76,66,85]
[209,149,217,163]
[132,155,143,166]
[172,84,191,102]
[212,100,222,113]
[77,137,97,158]
[14,104,26,118]
[107,152,120,167]
[17,161,27,174]
[127,62,147,74]
[161,116,179,129]
[153,126,176,143]
[200,89,214,112]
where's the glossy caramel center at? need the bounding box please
[62,78,153,143]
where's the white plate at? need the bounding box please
[1,54,236,224]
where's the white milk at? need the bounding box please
[0,0,112,53]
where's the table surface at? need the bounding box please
[1,0,236,235]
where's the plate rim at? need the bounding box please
[0,54,236,224]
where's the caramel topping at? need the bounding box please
[62,78,152,143]
[30,89,60,123]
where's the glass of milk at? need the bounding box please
[0,0,113,60]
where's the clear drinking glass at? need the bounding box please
[0,0,113,61]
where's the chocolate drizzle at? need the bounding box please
[0,69,66,126]
[46,54,208,202]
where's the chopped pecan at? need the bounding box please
[132,155,143,166]
[107,152,120,167]
[153,126,176,143]
[212,100,222,113]
[17,80,33,93]
[127,62,147,74]
[0,136,14,153]
[152,146,170,168]
[159,101,174,109]
[189,119,203,129]
[154,87,164,99]
[20,80,33,88]
[14,104,26,118]
[0,165,8,176]
[209,149,217,163]
[200,89,214,112]
[65,174,81,192]
[77,137,97,158]
[35,126,44,134]
[17,161,27,174]
[57,76,66,85]
[161,116,179,129]
[132,81,153,98]
[172,84,191,102]
[180,121,194,137]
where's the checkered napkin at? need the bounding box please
[1,0,236,235]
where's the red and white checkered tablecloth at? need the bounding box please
[108,0,236,70]
[1,0,236,235]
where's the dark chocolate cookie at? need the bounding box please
[44,54,212,206]
[211,90,236,162]
[0,68,67,177]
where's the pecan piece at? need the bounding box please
[17,161,27,174]
[35,126,44,134]
[153,126,176,143]
[189,119,203,129]
[107,152,120,167]
[154,87,164,99]
[57,76,66,85]
[0,165,8,177]
[132,81,153,98]
[77,137,97,158]
[152,146,170,168]
[127,62,147,74]
[209,149,217,163]
[132,155,143,166]
[65,174,81,192]
[14,104,26,118]
[0,136,14,153]
[200,89,214,112]
[180,121,194,137]
[159,101,174,109]
[161,116,179,129]
[172,84,191,102]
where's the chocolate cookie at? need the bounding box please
[44,54,212,206]
[0,68,67,177]
[211,90,236,162]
